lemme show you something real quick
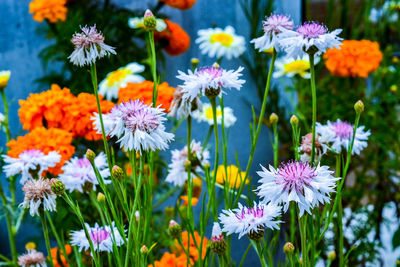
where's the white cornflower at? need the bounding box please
[93,100,174,152]
[70,222,124,254]
[59,153,110,193]
[273,55,320,79]
[69,25,116,67]
[18,249,47,267]
[219,202,281,239]
[176,66,245,101]
[251,14,294,52]
[256,160,340,216]
[128,17,166,32]
[316,119,370,155]
[21,178,57,217]
[169,87,203,120]
[279,22,342,59]
[2,149,61,184]
[99,63,145,100]
[196,26,245,60]
[192,103,236,128]
[166,140,209,186]
[298,133,329,163]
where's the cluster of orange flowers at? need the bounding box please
[7,127,75,175]
[50,244,72,267]
[159,0,197,10]
[19,84,114,141]
[324,40,383,78]
[29,0,68,23]
[118,81,175,111]
[151,231,208,267]
[154,20,191,56]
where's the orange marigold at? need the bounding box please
[154,20,191,56]
[172,231,208,262]
[29,0,68,23]
[159,0,197,10]
[7,127,75,176]
[324,40,383,78]
[118,81,175,111]
[149,252,191,267]
[50,244,72,267]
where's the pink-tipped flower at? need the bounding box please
[21,178,57,217]
[219,202,281,239]
[299,133,328,163]
[210,222,227,255]
[69,25,116,67]
[93,100,174,152]
[279,21,342,58]
[169,87,203,120]
[251,14,294,52]
[256,160,339,216]
[18,249,46,267]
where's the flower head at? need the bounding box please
[29,0,67,23]
[192,103,236,128]
[0,70,11,89]
[214,165,249,189]
[324,40,382,78]
[59,153,110,193]
[21,178,57,216]
[369,1,400,23]
[99,63,145,100]
[196,26,245,60]
[210,222,227,255]
[251,14,294,52]
[316,119,370,155]
[69,25,116,67]
[154,20,191,56]
[18,249,47,267]
[93,100,174,152]
[128,17,166,32]
[166,140,209,186]
[273,55,320,79]
[169,87,203,120]
[2,149,61,184]
[177,66,245,101]
[159,0,197,10]
[70,222,124,253]
[279,21,342,59]
[256,161,340,216]
[298,133,328,163]
[219,202,281,239]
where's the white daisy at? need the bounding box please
[18,249,47,267]
[196,26,245,60]
[251,14,294,52]
[219,202,281,239]
[128,17,166,32]
[316,119,370,155]
[93,100,174,152]
[59,153,110,193]
[279,22,342,59]
[176,66,245,101]
[99,63,145,100]
[168,87,203,120]
[2,149,61,184]
[192,103,236,128]
[69,25,116,67]
[166,140,209,186]
[273,55,320,79]
[70,222,124,253]
[256,161,340,216]
[21,178,57,217]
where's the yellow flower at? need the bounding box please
[0,71,11,89]
[25,242,36,250]
[214,165,249,189]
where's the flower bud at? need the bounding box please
[50,178,65,195]
[169,220,182,238]
[390,85,398,93]
[25,242,36,251]
[0,71,11,90]
[112,165,124,179]
[164,206,175,218]
[86,149,96,162]
[140,245,148,254]
[212,62,220,69]
[205,87,221,99]
[327,250,336,261]
[135,210,140,221]
[247,227,264,241]
[97,192,105,202]
[204,162,210,169]
[269,113,279,125]
[283,242,294,255]
[210,222,227,255]
[191,58,199,68]
[184,160,191,170]
[143,9,156,31]
[354,100,364,114]
[290,115,299,126]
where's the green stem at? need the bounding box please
[299,214,307,267]
[148,31,158,107]
[46,211,71,267]
[255,241,267,267]
[238,243,252,267]
[186,115,194,265]
[309,54,317,165]
[272,123,279,168]
[338,198,344,267]
[209,97,220,219]
[40,211,55,267]
[1,90,11,142]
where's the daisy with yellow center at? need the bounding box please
[99,63,145,100]
[214,165,249,189]
[196,26,245,60]
[128,17,167,32]
[273,55,320,79]
[192,103,236,128]
[0,70,11,89]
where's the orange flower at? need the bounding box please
[180,196,199,206]
[149,252,191,267]
[7,127,75,175]
[29,0,68,23]
[118,81,175,111]
[50,244,72,267]
[154,20,191,56]
[324,40,383,78]
[159,0,197,10]
[173,231,208,262]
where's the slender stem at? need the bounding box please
[308,54,317,164]
[338,198,344,266]
[1,90,11,142]
[299,214,307,267]
[255,241,267,267]
[186,115,194,265]
[90,63,112,171]
[148,31,158,107]
[46,211,71,267]
[272,123,279,168]
[40,211,55,267]
[238,243,252,267]
[5,213,17,265]
[209,97,220,219]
